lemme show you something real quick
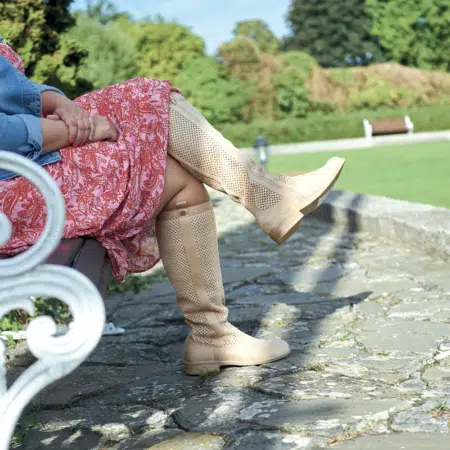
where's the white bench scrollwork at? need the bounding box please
[0,151,105,449]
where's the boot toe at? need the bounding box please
[262,338,290,362]
[326,156,346,172]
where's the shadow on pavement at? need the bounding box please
[9,191,372,450]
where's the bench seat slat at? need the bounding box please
[369,118,408,135]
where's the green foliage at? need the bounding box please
[124,20,206,80]
[0,298,72,337]
[219,35,261,83]
[367,0,450,71]
[285,0,384,67]
[41,0,75,38]
[233,19,279,54]
[219,36,285,121]
[219,36,269,121]
[174,56,248,123]
[329,68,358,85]
[32,34,91,98]
[348,79,416,110]
[317,63,450,112]
[68,15,139,89]
[0,0,49,71]
[0,0,75,71]
[428,400,450,418]
[0,316,23,333]
[2,1,450,140]
[0,0,90,97]
[275,51,317,118]
[107,273,154,295]
[85,0,130,24]
[217,105,450,147]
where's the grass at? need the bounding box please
[428,400,450,419]
[268,140,450,209]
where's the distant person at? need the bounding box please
[253,130,269,170]
[0,39,344,375]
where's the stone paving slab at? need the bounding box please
[8,192,450,449]
[316,190,450,261]
[332,432,450,449]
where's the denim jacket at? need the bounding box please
[0,37,63,181]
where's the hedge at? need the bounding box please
[216,105,450,148]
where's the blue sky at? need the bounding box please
[71,0,292,54]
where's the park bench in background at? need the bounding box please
[363,116,414,139]
[0,151,108,449]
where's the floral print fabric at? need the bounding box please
[0,45,173,282]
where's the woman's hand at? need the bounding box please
[47,113,119,145]
[47,101,93,147]
[90,115,119,142]
[41,114,118,153]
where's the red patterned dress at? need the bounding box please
[0,45,175,282]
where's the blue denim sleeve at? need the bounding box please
[30,81,65,97]
[0,112,43,159]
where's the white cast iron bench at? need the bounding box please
[0,151,106,449]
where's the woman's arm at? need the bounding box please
[40,90,93,147]
[42,115,119,153]
[40,118,71,153]
[42,115,119,152]
[40,90,70,118]
[1,113,71,157]
[1,113,119,160]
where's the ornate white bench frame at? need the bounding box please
[0,151,105,449]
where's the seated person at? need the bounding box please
[0,39,344,375]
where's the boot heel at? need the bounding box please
[269,210,304,245]
[300,198,320,216]
[185,361,221,376]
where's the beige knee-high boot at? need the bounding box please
[168,92,345,245]
[156,201,290,375]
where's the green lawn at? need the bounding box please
[268,141,450,209]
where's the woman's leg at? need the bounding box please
[156,156,289,375]
[167,92,345,245]
[156,156,209,214]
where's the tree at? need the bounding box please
[121,21,206,80]
[233,19,279,54]
[174,57,248,124]
[85,0,130,24]
[32,34,91,98]
[68,15,139,89]
[0,0,90,96]
[0,0,75,71]
[219,36,281,121]
[219,36,261,83]
[275,52,317,118]
[284,0,384,67]
[367,0,450,71]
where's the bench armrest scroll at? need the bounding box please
[0,151,105,450]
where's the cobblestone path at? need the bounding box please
[12,192,450,449]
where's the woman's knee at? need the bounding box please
[161,156,209,211]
